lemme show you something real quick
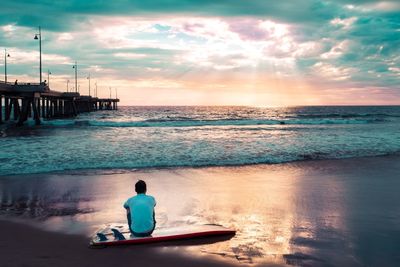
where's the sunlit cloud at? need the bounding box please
[5,48,71,65]
[320,40,350,59]
[330,17,357,29]
[311,62,355,81]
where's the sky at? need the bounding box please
[0,0,399,106]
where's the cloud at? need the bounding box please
[0,0,399,105]
[311,61,355,81]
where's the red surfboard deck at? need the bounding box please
[90,224,235,246]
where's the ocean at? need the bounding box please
[1,105,400,176]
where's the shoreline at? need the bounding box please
[1,155,400,266]
[1,152,400,178]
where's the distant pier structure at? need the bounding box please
[0,81,119,126]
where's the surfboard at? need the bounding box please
[90,224,236,247]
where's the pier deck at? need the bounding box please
[0,81,119,126]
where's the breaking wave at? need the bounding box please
[40,118,385,128]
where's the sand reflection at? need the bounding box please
[157,166,298,264]
[0,163,349,265]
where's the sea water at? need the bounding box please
[0,106,400,176]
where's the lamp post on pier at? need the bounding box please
[34,26,42,84]
[4,48,10,83]
[47,69,51,87]
[67,79,70,92]
[72,61,78,93]
[87,73,91,96]
[109,87,111,99]
[95,82,98,97]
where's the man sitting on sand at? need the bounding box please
[123,180,156,237]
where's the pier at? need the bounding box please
[0,81,119,126]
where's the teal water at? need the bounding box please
[1,106,400,176]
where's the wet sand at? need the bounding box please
[1,156,400,266]
[0,219,240,267]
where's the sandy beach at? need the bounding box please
[1,155,400,266]
[0,219,242,267]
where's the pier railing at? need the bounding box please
[0,82,119,126]
[1,80,43,86]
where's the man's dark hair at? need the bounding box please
[135,180,147,194]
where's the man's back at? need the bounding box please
[124,194,156,234]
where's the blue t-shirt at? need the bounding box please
[123,194,156,233]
